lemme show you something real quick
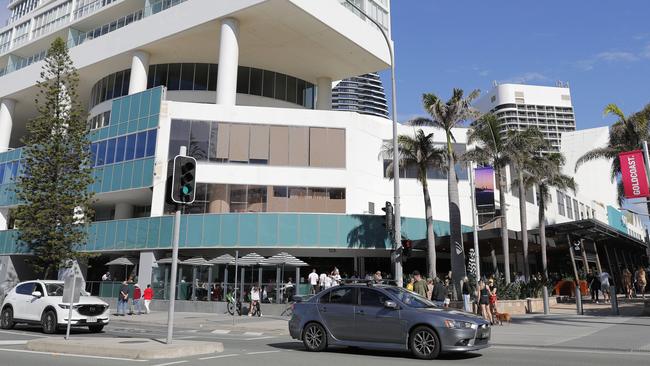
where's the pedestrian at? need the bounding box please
[308,269,319,294]
[478,281,492,324]
[132,284,142,315]
[599,271,611,302]
[143,284,153,314]
[636,266,647,299]
[319,271,327,292]
[117,281,128,316]
[248,285,261,316]
[412,271,428,298]
[284,277,295,303]
[432,278,447,307]
[426,278,433,300]
[589,273,601,304]
[622,268,633,299]
[488,278,498,321]
[462,276,471,313]
[406,276,414,292]
[101,271,111,281]
[373,271,383,284]
[332,268,342,286]
[323,270,333,289]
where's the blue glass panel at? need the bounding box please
[220,214,238,246]
[125,134,136,160]
[258,214,278,246]
[111,164,122,191]
[319,215,338,246]
[278,214,298,247]
[90,143,98,167]
[0,164,5,184]
[239,214,258,246]
[9,161,18,181]
[135,132,147,159]
[131,159,144,188]
[202,215,221,246]
[115,220,127,249]
[299,215,318,246]
[96,140,107,166]
[126,220,138,249]
[129,93,141,120]
[150,87,162,113]
[105,138,116,164]
[120,161,133,190]
[101,165,114,193]
[93,223,106,250]
[114,136,126,163]
[186,215,204,247]
[146,130,157,157]
[141,159,154,187]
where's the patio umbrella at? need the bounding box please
[207,254,236,265]
[181,257,212,301]
[105,257,136,280]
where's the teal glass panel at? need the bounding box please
[158,216,174,248]
[220,214,238,246]
[111,164,123,191]
[117,121,128,136]
[110,98,121,123]
[140,91,151,117]
[98,127,109,140]
[127,119,138,133]
[137,118,147,131]
[298,214,318,247]
[131,159,144,188]
[129,93,141,121]
[120,161,133,190]
[101,165,114,193]
[179,215,188,247]
[86,225,97,251]
[144,218,157,249]
[141,159,154,187]
[318,215,339,246]
[126,220,138,249]
[147,115,158,129]
[202,215,221,246]
[115,220,127,249]
[238,214,258,246]
[339,215,361,248]
[150,88,162,114]
[278,214,298,247]
[88,130,99,142]
[257,214,278,246]
[119,97,130,124]
[92,168,103,193]
[104,221,117,250]
[186,215,204,247]
[94,223,106,250]
[0,231,6,254]
[108,124,119,138]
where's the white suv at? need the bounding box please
[0,280,110,334]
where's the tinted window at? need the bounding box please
[105,139,116,164]
[15,283,34,295]
[237,66,250,94]
[114,136,126,163]
[33,283,44,295]
[360,288,389,307]
[135,132,147,159]
[323,287,356,304]
[146,130,157,157]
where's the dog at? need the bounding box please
[494,312,512,325]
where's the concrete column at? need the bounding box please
[216,18,240,105]
[114,202,134,220]
[128,50,150,95]
[0,99,16,153]
[316,77,332,110]
[137,251,157,289]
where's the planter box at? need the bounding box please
[445,297,557,315]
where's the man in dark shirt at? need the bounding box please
[432,278,447,307]
[118,281,129,316]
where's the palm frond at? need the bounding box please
[574,146,618,172]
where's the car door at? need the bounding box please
[24,283,48,321]
[12,282,34,320]
[354,288,403,344]
[317,287,357,341]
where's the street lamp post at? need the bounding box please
[344,0,403,287]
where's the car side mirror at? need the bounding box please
[384,300,398,309]
[31,291,42,298]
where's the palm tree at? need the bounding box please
[411,88,480,291]
[383,129,445,278]
[504,128,546,282]
[576,104,650,207]
[464,113,512,283]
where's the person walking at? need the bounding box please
[462,277,472,313]
[589,272,601,304]
[412,271,428,298]
[488,278,498,322]
[117,281,128,316]
[143,284,153,314]
[622,268,633,299]
[101,271,111,281]
[248,285,262,316]
[308,269,319,294]
[318,271,327,292]
[636,266,647,299]
[373,271,384,284]
[599,271,611,302]
[432,278,447,307]
[406,276,415,292]
[478,281,492,324]
[426,278,434,300]
[132,284,143,315]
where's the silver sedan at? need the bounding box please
[289,284,490,359]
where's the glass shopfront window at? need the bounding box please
[90,130,157,167]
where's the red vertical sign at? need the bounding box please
[619,150,650,199]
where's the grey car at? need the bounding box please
[289,284,490,359]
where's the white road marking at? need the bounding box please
[199,354,239,360]
[0,347,148,361]
[492,345,650,356]
[0,330,48,338]
[243,332,263,336]
[244,336,276,341]
[0,340,28,345]
[151,361,187,366]
[211,329,230,334]
[246,350,282,355]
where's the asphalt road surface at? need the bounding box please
[0,321,648,366]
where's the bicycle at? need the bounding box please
[225,292,242,316]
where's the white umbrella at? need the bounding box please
[238,253,266,266]
[207,254,236,265]
[182,257,212,266]
[105,257,136,280]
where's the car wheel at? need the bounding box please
[410,326,441,360]
[0,307,14,330]
[41,310,58,334]
[302,323,327,352]
[88,324,104,333]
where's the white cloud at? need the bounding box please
[502,72,549,84]
[575,45,650,71]
[641,44,650,59]
[595,51,638,62]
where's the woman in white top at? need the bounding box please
[323,274,333,289]
[249,286,262,316]
[332,269,342,286]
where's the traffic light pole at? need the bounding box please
[166,146,186,345]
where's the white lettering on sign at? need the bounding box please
[627,156,641,196]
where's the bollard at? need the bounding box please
[610,285,619,315]
[542,287,550,315]
[575,283,583,315]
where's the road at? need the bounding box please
[0,318,649,366]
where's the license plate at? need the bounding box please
[87,317,97,323]
[480,329,490,338]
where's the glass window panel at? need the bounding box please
[309,127,328,167]
[288,126,308,166]
[269,126,289,165]
[90,143,98,166]
[207,64,218,91]
[327,128,346,168]
[125,133,136,160]
[114,136,126,163]
[122,70,130,96]
[207,184,229,213]
[146,130,157,157]
[275,73,287,101]
[105,73,115,100]
[249,68,263,96]
[169,120,190,158]
[147,65,155,88]
[189,121,210,160]
[187,183,207,214]
[155,64,168,87]
[99,77,107,102]
[247,185,267,212]
[215,123,230,160]
[96,140,107,166]
[167,63,181,90]
[229,185,247,213]
[236,66,250,94]
[194,63,208,91]
[180,63,195,90]
[286,76,297,104]
[249,125,270,161]
[105,138,116,164]
[228,124,250,163]
[296,79,305,106]
[114,71,124,99]
[135,131,147,159]
[262,70,275,98]
[208,123,219,162]
[304,84,314,109]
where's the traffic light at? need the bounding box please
[171,155,197,204]
[382,201,394,233]
[402,239,412,259]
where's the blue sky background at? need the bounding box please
[2,2,649,129]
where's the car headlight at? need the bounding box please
[58,304,81,310]
[444,319,476,329]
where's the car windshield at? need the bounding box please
[385,287,437,308]
[45,284,87,297]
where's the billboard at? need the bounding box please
[619,150,650,199]
[475,166,495,213]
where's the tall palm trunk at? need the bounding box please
[422,178,437,278]
[446,135,466,298]
[539,189,548,278]
[518,167,529,281]
[496,167,511,283]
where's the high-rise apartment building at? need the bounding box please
[475,83,576,152]
[332,72,389,118]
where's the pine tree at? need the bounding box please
[14,37,94,279]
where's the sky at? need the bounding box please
[2,1,649,129]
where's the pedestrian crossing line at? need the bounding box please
[199,354,239,360]
[243,332,263,336]
[246,350,282,355]
[211,329,231,334]
[0,340,28,345]
[151,361,187,366]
